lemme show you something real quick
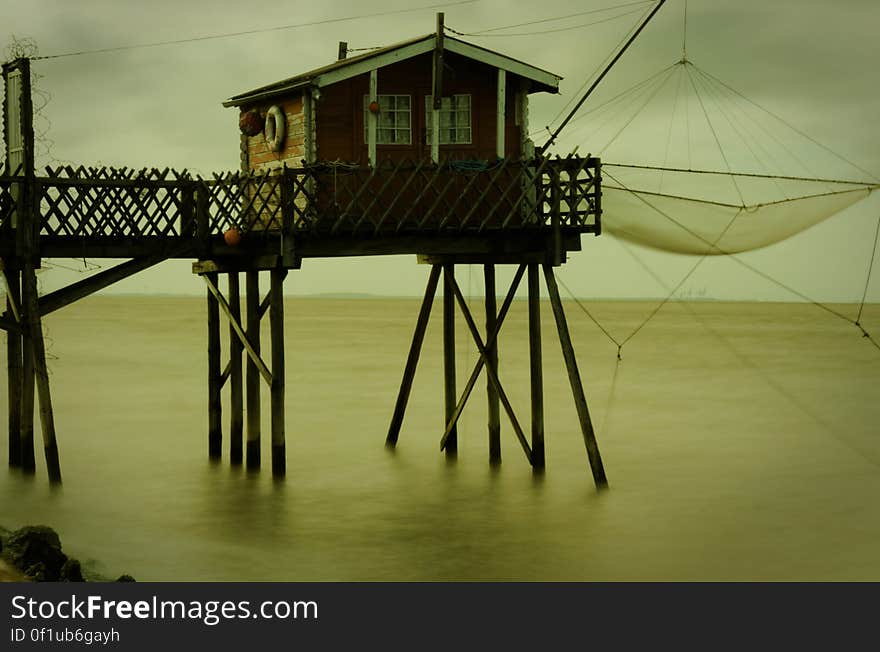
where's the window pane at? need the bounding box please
[365,95,412,145]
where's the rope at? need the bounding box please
[533,61,677,139]
[659,66,686,194]
[684,62,746,207]
[28,0,477,60]
[596,65,678,156]
[447,6,649,37]
[602,183,875,211]
[538,4,655,141]
[690,65,832,192]
[856,212,880,326]
[603,168,880,352]
[695,66,880,184]
[555,275,623,357]
[681,0,688,61]
[620,209,743,348]
[604,163,878,187]
[445,1,653,36]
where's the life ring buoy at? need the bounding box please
[264,105,286,152]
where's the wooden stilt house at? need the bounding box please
[224,31,561,169]
[218,23,602,241]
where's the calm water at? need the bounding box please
[1,295,878,581]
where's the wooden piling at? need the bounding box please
[270,268,285,477]
[19,274,35,474]
[22,263,61,482]
[387,264,441,446]
[228,272,244,464]
[245,270,261,470]
[528,263,545,470]
[542,264,607,488]
[443,263,457,457]
[484,264,501,465]
[6,266,22,467]
[206,271,222,460]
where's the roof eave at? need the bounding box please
[222,80,312,108]
[222,34,562,108]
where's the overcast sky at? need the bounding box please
[2,0,879,302]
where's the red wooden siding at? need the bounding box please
[315,51,527,164]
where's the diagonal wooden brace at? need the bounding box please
[439,264,525,450]
[203,275,272,385]
[444,271,533,463]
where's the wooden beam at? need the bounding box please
[386,264,441,446]
[270,268,286,477]
[443,263,457,457]
[484,264,501,465]
[314,39,435,89]
[245,271,261,470]
[496,69,506,159]
[6,266,21,467]
[2,270,22,322]
[443,39,560,92]
[0,314,21,332]
[368,68,378,168]
[39,255,167,316]
[228,272,244,465]
[528,263,545,470]
[433,13,445,109]
[203,274,272,385]
[542,264,607,488]
[206,271,222,460]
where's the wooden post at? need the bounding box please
[6,266,22,467]
[443,263,457,457]
[206,271,222,460]
[430,13,444,165]
[387,264,441,446]
[528,263,545,470]
[368,69,378,168]
[246,270,261,470]
[551,162,563,266]
[484,264,501,465]
[496,69,506,159]
[270,268,285,477]
[542,264,607,488]
[19,314,35,473]
[22,263,61,482]
[228,272,243,464]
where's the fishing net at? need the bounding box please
[545,58,879,255]
[601,165,876,254]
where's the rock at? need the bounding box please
[60,558,84,582]
[25,562,48,582]
[3,526,67,581]
[116,574,136,582]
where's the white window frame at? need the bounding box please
[363,94,412,145]
[425,94,472,145]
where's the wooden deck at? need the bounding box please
[0,155,601,264]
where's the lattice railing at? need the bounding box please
[2,156,600,243]
[38,166,193,238]
[537,155,601,233]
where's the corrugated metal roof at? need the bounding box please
[223,34,561,108]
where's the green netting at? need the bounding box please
[601,168,875,254]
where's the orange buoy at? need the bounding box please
[223,227,242,246]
